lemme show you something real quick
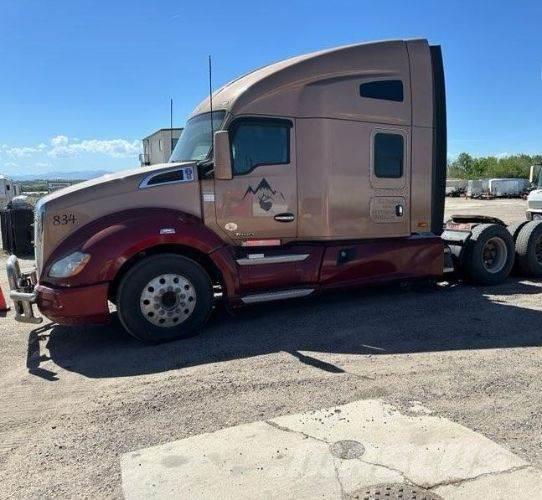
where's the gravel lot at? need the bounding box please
[1,197,542,498]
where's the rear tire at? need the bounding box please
[117,254,213,342]
[463,223,514,285]
[507,221,527,242]
[515,221,542,277]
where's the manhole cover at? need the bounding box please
[330,440,365,459]
[345,483,443,500]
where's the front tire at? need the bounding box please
[117,254,213,342]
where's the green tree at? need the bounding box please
[448,152,541,180]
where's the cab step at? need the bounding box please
[241,288,315,304]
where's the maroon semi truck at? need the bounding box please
[7,39,542,342]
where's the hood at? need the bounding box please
[39,163,179,206]
[35,162,202,273]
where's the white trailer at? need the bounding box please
[488,178,529,198]
[466,179,490,198]
[445,178,467,197]
[446,178,468,190]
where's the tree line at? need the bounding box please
[448,153,542,180]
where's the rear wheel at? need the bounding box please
[463,223,514,285]
[117,254,213,342]
[507,221,527,242]
[515,221,542,277]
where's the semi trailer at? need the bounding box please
[7,39,542,342]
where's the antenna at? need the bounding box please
[208,55,214,140]
[170,98,173,155]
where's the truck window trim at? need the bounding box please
[228,117,293,176]
[373,132,404,179]
[360,79,404,102]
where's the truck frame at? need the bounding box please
[7,39,542,342]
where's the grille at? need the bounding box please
[345,483,443,500]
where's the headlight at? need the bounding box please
[49,251,90,278]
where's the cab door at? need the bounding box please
[368,127,411,237]
[213,117,297,243]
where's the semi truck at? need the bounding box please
[7,39,542,342]
[527,165,542,220]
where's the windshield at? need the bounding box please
[169,111,226,162]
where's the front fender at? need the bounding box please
[42,208,236,293]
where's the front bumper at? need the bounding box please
[7,255,110,326]
[7,255,42,323]
[526,210,542,221]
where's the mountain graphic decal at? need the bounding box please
[243,178,286,212]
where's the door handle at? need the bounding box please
[274,213,295,222]
[395,204,404,217]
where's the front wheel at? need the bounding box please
[116,254,213,342]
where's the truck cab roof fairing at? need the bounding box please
[191,39,429,126]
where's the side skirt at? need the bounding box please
[231,234,444,302]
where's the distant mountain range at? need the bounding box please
[12,170,112,181]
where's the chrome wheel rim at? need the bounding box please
[139,274,196,327]
[482,237,507,273]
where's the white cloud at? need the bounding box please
[1,135,141,162]
[0,144,43,158]
[51,135,69,147]
[48,136,141,158]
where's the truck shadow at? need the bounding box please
[32,278,542,379]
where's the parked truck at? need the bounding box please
[527,165,542,220]
[7,39,542,342]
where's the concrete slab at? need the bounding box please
[434,466,542,499]
[271,400,527,488]
[121,400,537,499]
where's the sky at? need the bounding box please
[0,0,541,176]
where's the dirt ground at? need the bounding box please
[1,197,541,498]
[444,196,528,224]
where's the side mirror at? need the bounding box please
[214,131,232,180]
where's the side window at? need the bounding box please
[360,80,404,102]
[231,120,290,175]
[374,133,404,178]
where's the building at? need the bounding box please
[140,128,183,166]
[0,175,21,207]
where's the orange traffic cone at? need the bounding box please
[0,285,10,312]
